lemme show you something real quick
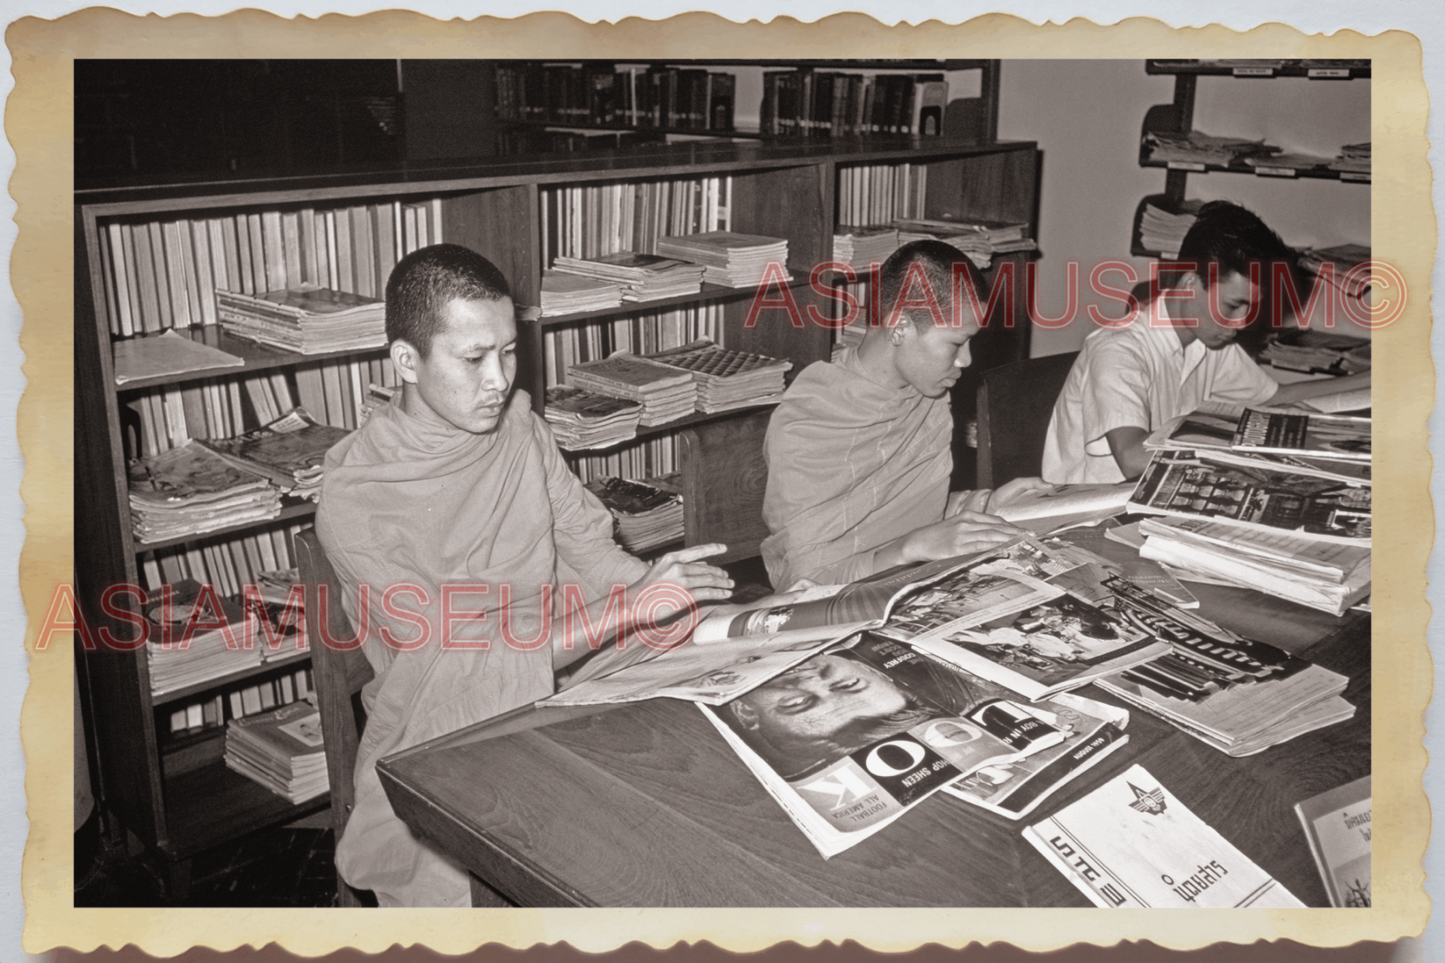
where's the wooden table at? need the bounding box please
[377,573,1370,907]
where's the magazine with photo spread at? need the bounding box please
[698,634,1075,857]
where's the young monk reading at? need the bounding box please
[1042,201,1372,484]
[316,244,733,907]
[761,240,1050,591]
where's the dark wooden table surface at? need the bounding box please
[377,566,1370,907]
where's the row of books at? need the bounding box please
[539,177,731,270]
[836,163,929,237]
[760,71,948,138]
[96,198,443,338]
[139,521,311,597]
[496,63,738,132]
[225,700,328,804]
[165,668,313,736]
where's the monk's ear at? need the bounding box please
[390,339,422,384]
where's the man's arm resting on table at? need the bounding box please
[1268,371,1372,407]
[1106,426,1153,481]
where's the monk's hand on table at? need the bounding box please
[905,511,1023,562]
[632,543,735,606]
[985,476,1053,512]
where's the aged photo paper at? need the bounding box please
[14,9,1432,958]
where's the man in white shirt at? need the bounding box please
[1042,202,1371,484]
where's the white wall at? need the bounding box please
[999,61,1371,356]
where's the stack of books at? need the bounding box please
[145,582,261,696]
[543,386,644,450]
[551,252,706,302]
[197,407,351,501]
[128,441,283,544]
[216,284,386,354]
[1329,141,1371,176]
[539,270,623,316]
[655,232,789,288]
[831,226,899,270]
[892,217,1032,271]
[1138,200,1203,257]
[568,354,698,427]
[223,700,329,804]
[585,474,685,553]
[1143,129,1280,167]
[647,341,793,413]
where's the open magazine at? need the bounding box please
[1146,403,1371,486]
[699,634,1106,857]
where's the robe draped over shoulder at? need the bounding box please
[761,348,952,589]
[315,390,646,907]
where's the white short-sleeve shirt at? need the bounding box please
[1041,296,1279,484]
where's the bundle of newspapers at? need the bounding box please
[543,386,643,450]
[216,284,385,354]
[645,340,793,413]
[551,251,706,302]
[568,354,698,426]
[655,232,789,288]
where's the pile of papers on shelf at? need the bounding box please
[224,700,329,804]
[197,407,351,501]
[1143,129,1280,167]
[1092,579,1354,756]
[831,225,900,270]
[216,284,386,355]
[128,441,283,544]
[1298,244,1372,301]
[645,340,793,413]
[892,216,1035,271]
[543,386,644,450]
[1260,328,1372,376]
[1138,200,1203,257]
[540,270,623,316]
[655,232,789,288]
[568,353,698,426]
[1244,152,1335,173]
[1329,141,1371,175]
[145,580,262,696]
[551,251,706,302]
[585,474,684,553]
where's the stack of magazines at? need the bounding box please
[568,354,698,426]
[646,341,793,413]
[831,226,900,270]
[128,441,283,544]
[1142,129,1279,168]
[224,701,329,804]
[145,581,261,696]
[893,217,994,270]
[539,270,623,316]
[1138,200,1203,257]
[552,251,706,302]
[197,407,351,501]
[655,232,789,288]
[543,386,643,450]
[585,474,684,552]
[216,284,386,354]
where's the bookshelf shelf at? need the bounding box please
[1138,158,1370,183]
[114,326,389,393]
[150,650,313,708]
[161,757,328,860]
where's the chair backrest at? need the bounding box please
[295,528,375,906]
[975,351,1079,489]
[678,409,771,565]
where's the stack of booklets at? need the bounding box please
[551,251,706,302]
[197,407,351,501]
[543,386,643,450]
[568,354,698,426]
[216,284,386,354]
[1138,200,1203,257]
[585,474,684,552]
[144,581,261,696]
[831,226,900,270]
[1092,578,1354,756]
[223,700,329,804]
[128,441,283,544]
[539,270,623,316]
[1143,129,1279,167]
[1329,141,1371,176]
[655,232,789,288]
[646,340,793,413]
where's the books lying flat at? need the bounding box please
[552,251,706,302]
[1295,776,1372,907]
[832,226,900,269]
[1128,449,1371,545]
[655,232,788,288]
[1329,142,1371,175]
[1143,129,1279,167]
[128,440,283,543]
[568,354,698,427]
[539,270,623,316]
[1024,764,1305,907]
[1138,200,1203,257]
[544,387,643,450]
[145,581,261,696]
[645,340,793,413]
[112,330,245,385]
[197,407,352,500]
[224,700,328,804]
[1263,327,1372,373]
[216,284,386,354]
[585,474,683,553]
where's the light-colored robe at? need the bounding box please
[761,347,953,589]
[315,390,646,907]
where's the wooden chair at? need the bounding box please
[678,409,771,565]
[295,529,375,908]
[975,351,1079,489]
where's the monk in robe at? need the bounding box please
[317,244,732,907]
[762,240,1049,590]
